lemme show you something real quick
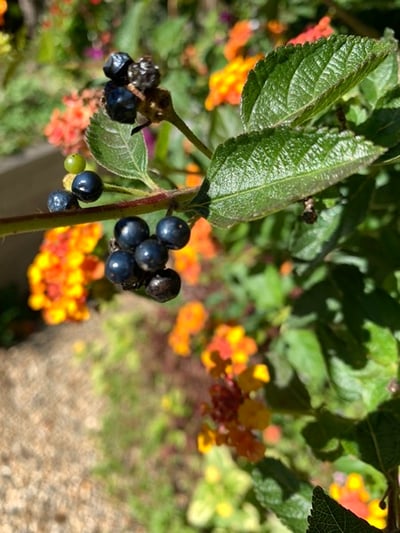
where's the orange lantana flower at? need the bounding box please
[172,217,218,285]
[329,473,387,529]
[28,223,104,325]
[224,20,255,61]
[0,0,7,26]
[168,300,208,356]
[205,54,263,111]
[287,16,334,45]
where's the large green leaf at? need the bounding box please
[354,399,400,473]
[252,458,313,533]
[191,127,385,227]
[307,486,381,532]
[241,35,396,131]
[86,109,149,182]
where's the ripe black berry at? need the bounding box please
[103,52,134,85]
[47,190,80,212]
[145,268,181,302]
[156,216,191,250]
[104,81,139,124]
[114,216,150,250]
[71,170,103,203]
[105,250,139,284]
[134,239,169,272]
[127,57,161,92]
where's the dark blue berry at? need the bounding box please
[127,57,160,92]
[47,190,80,212]
[104,81,138,124]
[71,170,103,203]
[114,216,150,250]
[145,268,181,302]
[134,239,169,272]
[103,52,134,85]
[156,216,191,250]
[105,250,138,284]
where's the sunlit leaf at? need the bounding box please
[191,127,385,227]
[86,109,149,182]
[241,34,396,131]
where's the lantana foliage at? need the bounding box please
[3,13,400,533]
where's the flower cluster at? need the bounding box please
[172,217,218,285]
[205,54,263,111]
[205,15,334,111]
[223,20,256,61]
[27,223,104,325]
[0,0,7,26]
[44,88,102,155]
[287,16,334,45]
[329,473,387,529]
[198,324,270,462]
[168,300,208,357]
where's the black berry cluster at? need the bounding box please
[105,215,191,302]
[47,155,104,213]
[102,52,161,125]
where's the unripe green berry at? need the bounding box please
[64,153,86,174]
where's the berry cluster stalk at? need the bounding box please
[0,187,199,237]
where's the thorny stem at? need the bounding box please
[0,187,199,238]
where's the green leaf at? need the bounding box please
[252,458,313,533]
[354,399,400,473]
[209,105,243,150]
[302,411,354,462]
[113,1,150,57]
[307,486,381,532]
[151,17,188,60]
[241,35,396,131]
[191,127,384,227]
[86,110,150,183]
[281,328,327,400]
[290,177,375,266]
[359,48,399,107]
[356,86,400,151]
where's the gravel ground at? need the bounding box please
[0,314,142,533]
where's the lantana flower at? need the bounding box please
[44,88,102,155]
[168,300,208,356]
[205,54,263,111]
[329,472,387,529]
[287,16,334,45]
[27,223,104,325]
[198,324,270,462]
[172,217,218,285]
[0,0,7,26]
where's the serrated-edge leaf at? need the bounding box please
[355,408,400,472]
[241,34,396,131]
[86,109,149,181]
[252,458,313,533]
[191,127,385,227]
[307,486,381,533]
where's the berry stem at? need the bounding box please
[0,187,199,237]
[103,183,151,196]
